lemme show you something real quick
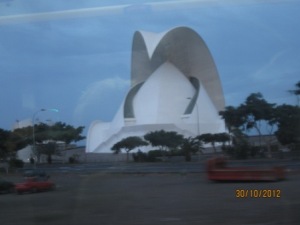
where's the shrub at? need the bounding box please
[132,150,162,162]
[68,154,80,164]
[9,158,24,168]
[147,150,163,158]
[222,145,249,159]
[29,157,35,165]
[68,156,75,164]
[132,151,148,162]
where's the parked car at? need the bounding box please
[15,177,55,194]
[23,169,50,179]
[0,177,15,193]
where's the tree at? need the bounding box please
[111,136,148,161]
[1,122,85,162]
[215,133,231,147]
[181,137,203,161]
[36,141,59,164]
[231,128,251,159]
[0,127,32,160]
[33,122,85,162]
[197,133,216,152]
[197,133,230,153]
[0,128,10,159]
[219,106,248,148]
[239,93,275,133]
[219,106,245,134]
[274,104,300,147]
[220,93,276,157]
[238,93,276,155]
[289,81,300,106]
[144,130,184,158]
[34,122,85,145]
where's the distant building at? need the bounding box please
[13,118,32,130]
[13,119,67,163]
[87,27,226,153]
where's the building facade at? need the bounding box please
[86,27,226,153]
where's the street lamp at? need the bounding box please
[187,97,200,136]
[32,108,59,164]
[186,97,201,159]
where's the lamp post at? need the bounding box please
[187,97,201,160]
[187,97,200,137]
[32,108,59,164]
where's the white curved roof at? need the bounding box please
[131,26,225,112]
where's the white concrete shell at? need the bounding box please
[86,26,226,153]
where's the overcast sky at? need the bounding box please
[0,0,299,141]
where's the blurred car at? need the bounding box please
[206,157,286,182]
[0,177,15,193]
[15,177,55,194]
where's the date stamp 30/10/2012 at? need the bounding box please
[235,189,281,198]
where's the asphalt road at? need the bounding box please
[1,165,300,225]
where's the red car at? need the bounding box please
[15,177,55,194]
[206,157,286,182]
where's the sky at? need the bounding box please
[0,0,299,142]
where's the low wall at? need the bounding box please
[59,147,128,163]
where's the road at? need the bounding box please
[1,172,300,225]
[2,158,300,225]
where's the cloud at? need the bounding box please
[251,50,286,80]
[1,0,292,25]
